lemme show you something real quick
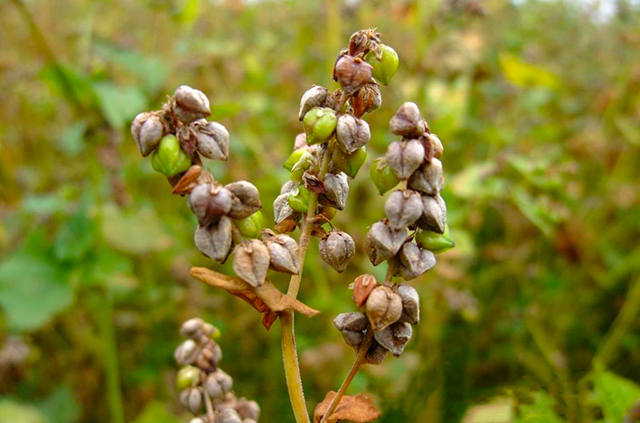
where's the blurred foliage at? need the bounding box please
[1,0,640,422]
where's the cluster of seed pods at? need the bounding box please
[174,318,260,423]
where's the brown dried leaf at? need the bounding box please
[304,172,327,194]
[353,274,378,308]
[314,391,381,423]
[276,219,299,233]
[190,267,320,330]
[310,225,328,238]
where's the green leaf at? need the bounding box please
[57,122,87,156]
[593,370,640,423]
[39,63,97,110]
[53,211,95,262]
[0,399,47,423]
[36,385,81,423]
[516,391,564,423]
[93,82,147,129]
[101,204,172,254]
[511,186,556,237]
[499,53,560,89]
[0,252,74,332]
[131,401,181,423]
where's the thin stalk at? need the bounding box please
[204,390,216,422]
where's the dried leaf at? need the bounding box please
[353,274,378,308]
[314,391,381,423]
[303,172,327,194]
[276,219,299,233]
[172,165,203,195]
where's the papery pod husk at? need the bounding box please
[365,285,403,331]
[188,183,232,227]
[225,181,262,220]
[428,133,444,159]
[298,85,331,121]
[333,55,373,95]
[341,329,365,348]
[386,140,425,180]
[417,194,447,234]
[131,111,165,157]
[331,146,367,178]
[384,189,423,230]
[374,321,412,357]
[174,339,200,365]
[218,409,242,423]
[389,102,425,138]
[351,83,381,117]
[232,240,270,288]
[407,158,444,195]
[320,172,349,210]
[273,193,300,225]
[365,220,407,263]
[185,387,204,414]
[194,120,229,161]
[235,398,261,421]
[353,274,378,308]
[294,133,309,150]
[264,233,300,275]
[194,217,233,263]
[398,242,436,281]
[336,114,371,154]
[174,85,211,124]
[333,312,369,332]
[205,373,224,398]
[319,230,355,273]
[397,284,420,325]
[365,341,389,365]
[212,369,234,393]
[280,180,299,195]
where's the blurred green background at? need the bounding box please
[1,0,640,422]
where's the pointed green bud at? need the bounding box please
[415,224,455,254]
[234,211,263,239]
[176,365,201,391]
[370,158,400,195]
[290,151,314,182]
[287,185,311,213]
[303,107,337,145]
[333,146,367,178]
[365,44,399,86]
[151,135,192,176]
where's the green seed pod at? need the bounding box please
[287,185,311,213]
[290,151,314,183]
[234,211,263,239]
[302,107,337,145]
[365,44,399,86]
[283,149,307,171]
[370,158,400,195]
[151,135,192,176]
[176,365,201,391]
[415,224,455,253]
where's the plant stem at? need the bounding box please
[204,389,215,422]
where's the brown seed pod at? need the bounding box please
[193,120,229,161]
[293,133,309,150]
[273,193,299,225]
[417,194,447,234]
[374,321,413,357]
[389,102,425,138]
[397,284,420,325]
[298,85,331,121]
[319,230,355,273]
[407,159,445,195]
[194,217,233,263]
[188,184,232,226]
[131,111,165,157]
[365,220,407,265]
[264,233,300,275]
[384,189,423,229]
[235,398,261,421]
[342,329,365,348]
[321,172,349,210]
[226,181,262,220]
[386,140,425,180]
[334,55,373,95]
[365,341,389,365]
[365,285,403,331]
[174,339,200,365]
[353,274,378,307]
[174,85,211,124]
[232,240,270,288]
[333,312,369,332]
[184,387,204,414]
[336,114,371,154]
[427,133,444,159]
[398,242,436,280]
[351,83,381,117]
[204,374,223,398]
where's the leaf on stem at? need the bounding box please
[314,391,381,423]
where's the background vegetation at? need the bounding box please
[1,0,639,422]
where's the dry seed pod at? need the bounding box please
[386,140,425,180]
[365,341,389,365]
[397,284,420,325]
[194,120,229,160]
[428,133,444,159]
[408,159,445,195]
[384,189,423,229]
[333,312,369,332]
[180,318,205,339]
[174,339,200,365]
[235,399,261,421]
[374,321,413,357]
[341,329,365,348]
[389,102,425,138]
[189,418,206,423]
[226,181,262,220]
[174,85,211,124]
[353,274,378,307]
[188,184,232,226]
[131,112,165,157]
[351,83,381,117]
[273,193,299,224]
[365,285,403,331]
[336,114,371,154]
[205,373,224,398]
[334,55,373,95]
[280,180,299,195]
[264,234,300,275]
[398,242,436,280]
[298,85,331,120]
[294,132,309,150]
[194,217,233,263]
[219,408,242,423]
[319,231,355,273]
[233,240,270,288]
[322,172,349,210]
[185,387,203,414]
[417,194,447,234]
[366,220,407,261]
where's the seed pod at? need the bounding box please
[351,83,381,117]
[336,114,371,154]
[366,220,406,258]
[233,240,270,288]
[417,194,447,234]
[365,285,403,331]
[264,234,300,275]
[283,149,311,171]
[370,158,400,195]
[428,133,444,159]
[218,409,242,423]
[131,112,165,157]
[332,146,367,178]
[322,172,349,210]
[180,318,205,339]
[374,321,412,357]
[334,55,373,95]
[188,184,233,226]
[364,44,399,86]
[287,185,311,213]
[398,242,436,280]
[194,217,233,263]
[386,140,425,180]
[204,374,223,398]
[174,339,200,365]
[273,193,299,224]
[189,418,205,423]
[341,329,364,348]
[319,230,355,273]
[415,224,455,254]
[213,369,234,393]
[294,133,309,150]
[298,85,331,121]
[236,399,261,421]
[303,107,338,145]
[384,189,423,229]
[176,365,201,390]
[353,274,378,307]
[197,341,222,369]
[290,151,315,183]
[280,180,298,195]
[151,135,192,176]
[333,312,369,332]
[397,284,420,325]
[389,102,425,138]
[226,181,262,220]
[193,120,229,161]
[234,211,263,239]
[408,159,445,195]
[187,387,203,414]
[174,85,211,124]
[365,341,389,365]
